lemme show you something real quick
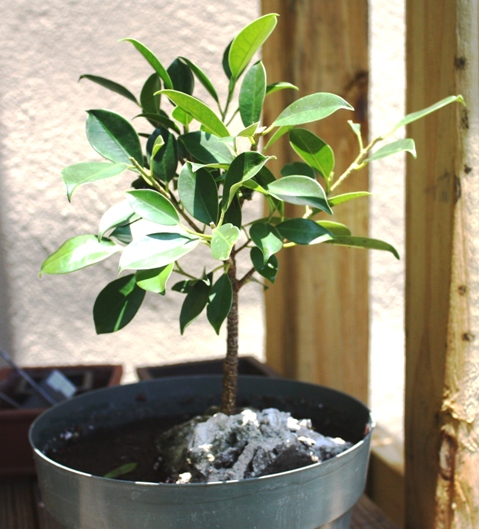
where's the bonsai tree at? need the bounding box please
[40,14,463,415]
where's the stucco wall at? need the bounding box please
[0,1,405,436]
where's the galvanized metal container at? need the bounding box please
[30,376,373,529]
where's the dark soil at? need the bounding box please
[47,416,186,483]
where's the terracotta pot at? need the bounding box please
[0,364,122,476]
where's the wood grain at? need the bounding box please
[406,1,479,527]
[261,0,370,402]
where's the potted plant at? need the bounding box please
[32,13,463,529]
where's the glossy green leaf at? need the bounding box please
[119,233,200,271]
[222,152,272,211]
[140,73,161,115]
[147,128,178,182]
[121,38,173,89]
[317,221,351,237]
[135,112,180,134]
[223,195,242,228]
[228,14,278,80]
[62,162,128,201]
[93,274,145,334]
[79,75,139,105]
[262,125,293,151]
[167,58,194,95]
[222,40,233,80]
[281,161,316,179]
[249,222,282,263]
[172,106,193,126]
[180,131,235,164]
[135,263,174,294]
[103,462,138,479]
[126,190,179,226]
[40,235,121,275]
[98,201,138,240]
[273,93,353,127]
[172,279,196,294]
[250,247,278,283]
[158,90,229,137]
[289,128,334,183]
[239,61,266,127]
[324,236,400,258]
[151,135,165,159]
[207,273,233,334]
[179,279,211,334]
[237,121,259,140]
[266,175,332,214]
[276,218,332,245]
[178,164,219,225]
[266,82,298,95]
[211,223,240,260]
[390,94,465,133]
[366,138,416,162]
[327,192,371,207]
[178,57,219,103]
[86,110,143,165]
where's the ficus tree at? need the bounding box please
[40,13,464,415]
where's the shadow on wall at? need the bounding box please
[0,133,14,356]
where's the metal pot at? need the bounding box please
[30,376,373,529]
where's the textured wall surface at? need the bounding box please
[0,0,405,436]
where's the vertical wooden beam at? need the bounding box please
[261,0,370,402]
[406,1,479,527]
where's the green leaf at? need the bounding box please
[121,38,173,89]
[98,201,138,240]
[135,263,174,294]
[178,164,219,225]
[222,152,272,211]
[140,73,161,115]
[167,58,194,94]
[207,273,233,334]
[180,132,235,164]
[281,161,316,180]
[276,218,332,245]
[147,128,178,182]
[250,247,278,283]
[172,279,196,294]
[172,106,193,126]
[273,93,353,127]
[79,75,139,105]
[86,109,143,165]
[390,94,465,133]
[228,14,278,80]
[239,61,266,127]
[158,90,229,137]
[317,221,351,237]
[103,462,138,479]
[266,82,299,95]
[289,128,335,183]
[135,112,180,134]
[126,190,179,226]
[93,275,145,334]
[266,175,332,214]
[366,138,417,162]
[178,57,219,103]
[237,122,259,140]
[327,192,371,207]
[119,233,200,271]
[62,162,128,201]
[263,125,293,151]
[151,135,165,159]
[223,195,242,228]
[180,279,211,334]
[324,236,400,258]
[211,223,240,260]
[40,235,121,275]
[249,222,283,262]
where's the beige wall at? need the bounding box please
[0,0,405,436]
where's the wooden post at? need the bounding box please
[406,1,479,527]
[261,0,370,402]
